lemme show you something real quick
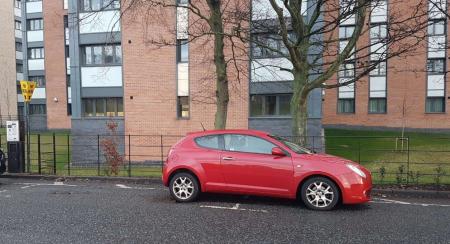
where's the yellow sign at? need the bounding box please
[20,80,38,102]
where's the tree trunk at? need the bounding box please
[291,71,309,146]
[213,37,229,129]
[209,1,229,130]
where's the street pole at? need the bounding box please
[26,101,30,173]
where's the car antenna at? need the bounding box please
[200,122,206,131]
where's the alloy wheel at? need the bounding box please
[172,176,195,200]
[305,181,334,208]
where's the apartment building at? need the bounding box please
[323,0,450,131]
[10,0,71,131]
[10,0,321,138]
[0,1,18,121]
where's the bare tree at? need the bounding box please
[243,0,430,143]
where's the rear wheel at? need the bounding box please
[301,177,339,211]
[169,172,200,202]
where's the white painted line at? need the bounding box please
[200,203,269,213]
[0,190,11,198]
[116,184,155,190]
[372,198,450,207]
[15,182,79,189]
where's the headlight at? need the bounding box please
[346,164,366,178]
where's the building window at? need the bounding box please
[337,98,355,113]
[29,104,46,115]
[81,0,120,12]
[368,98,386,113]
[177,96,190,118]
[15,0,22,8]
[29,76,46,87]
[64,0,69,9]
[176,39,189,62]
[252,34,288,59]
[15,21,22,30]
[27,19,43,31]
[338,63,355,78]
[426,97,445,113]
[427,59,445,74]
[82,45,122,65]
[339,26,355,39]
[250,94,292,117]
[428,20,446,36]
[177,0,189,5]
[369,61,387,76]
[15,42,23,51]
[82,97,123,117]
[370,24,387,39]
[67,104,72,116]
[16,63,23,73]
[28,48,44,59]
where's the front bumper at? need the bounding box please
[340,169,373,204]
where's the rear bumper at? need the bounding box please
[340,171,373,204]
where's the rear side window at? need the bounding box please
[224,134,275,154]
[195,135,221,150]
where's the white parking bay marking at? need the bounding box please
[116,184,155,190]
[200,203,269,213]
[372,198,450,207]
[0,190,11,198]
[16,182,79,189]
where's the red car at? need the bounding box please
[162,130,372,210]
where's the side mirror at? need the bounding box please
[271,147,286,157]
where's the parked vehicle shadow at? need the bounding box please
[197,193,299,208]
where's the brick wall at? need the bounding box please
[120,3,249,160]
[43,1,71,129]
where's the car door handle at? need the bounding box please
[222,156,233,161]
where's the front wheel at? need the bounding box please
[301,177,340,211]
[169,172,200,202]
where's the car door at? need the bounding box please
[194,134,227,191]
[220,134,294,196]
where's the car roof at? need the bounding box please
[187,129,270,137]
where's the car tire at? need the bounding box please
[169,172,200,203]
[300,177,340,211]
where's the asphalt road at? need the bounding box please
[0,178,449,244]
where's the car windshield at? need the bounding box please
[269,135,314,154]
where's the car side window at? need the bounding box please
[224,134,275,154]
[195,135,221,150]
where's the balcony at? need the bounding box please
[15,29,22,39]
[28,59,45,71]
[79,10,120,34]
[27,30,44,42]
[81,66,122,87]
[26,1,42,14]
[17,73,24,81]
[66,58,71,75]
[14,7,21,17]
[16,51,23,60]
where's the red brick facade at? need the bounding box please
[43,1,71,129]
[121,6,249,137]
